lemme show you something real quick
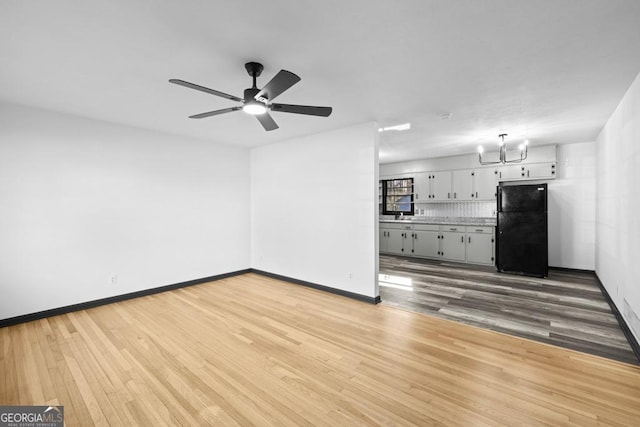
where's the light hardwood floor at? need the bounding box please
[2,273,640,426]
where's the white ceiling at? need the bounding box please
[2,1,640,163]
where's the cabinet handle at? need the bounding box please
[527,170,530,178]
[468,236,471,243]
[461,236,464,243]
[454,192,457,199]
[448,192,451,199]
[471,193,474,198]
[476,192,478,198]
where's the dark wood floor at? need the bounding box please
[379,255,638,365]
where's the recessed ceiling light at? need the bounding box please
[378,122,411,132]
[439,113,452,120]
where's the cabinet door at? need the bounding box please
[526,163,556,180]
[379,229,388,253]
[387,229,405,255]
[413,230,440,258]
[440,231,466,261]
[452,170,473,201]
[430,171,453,201]
[498,165,525,181]
[473,168,498,200]
[466,233,494,265]
[413,172,429,202]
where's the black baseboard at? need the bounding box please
[549,266,595,274]
[0,269,251,329]
[594,273,640,364]
[250,269,381,304]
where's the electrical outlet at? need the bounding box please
[110,275,118,285]
[348,273,352,279]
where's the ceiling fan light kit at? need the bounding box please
[169,62,332,131]
[478,133,529,165]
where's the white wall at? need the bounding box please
[0,102,250,320]
[548,142,595,270]
[596,71,640,342]
[251,123,379,298]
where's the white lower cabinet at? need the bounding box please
[412,225,440,258]
[440,227,466,262]
[380,223,495,266]
[380,224,413,256]
[465,226,495,265]
[387,229,405,255]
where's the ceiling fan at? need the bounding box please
[169,62,332,131]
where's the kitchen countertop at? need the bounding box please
[380,217,496,226]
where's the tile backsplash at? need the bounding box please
[413,201,496,218]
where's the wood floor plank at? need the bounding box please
[380,254,638,364]
[2,272,640,426]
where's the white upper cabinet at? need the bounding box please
[525,163,556,179]
[452,170,474,201]
[429,171,453,201]
[473,168,499,200]
[451,168,498,201]
[413,172,429,202]
[498,163,556,181]
[498,164,524,181]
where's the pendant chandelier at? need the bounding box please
[477,133,528,165]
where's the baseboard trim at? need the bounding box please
[250,269,381,304]
[594,273,640,364]
[548,266,595,274]
[0,269,251,329]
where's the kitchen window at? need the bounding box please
[382,178,414,216]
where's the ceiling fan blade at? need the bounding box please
[189,106,242,119]
[169,79,243,103]
[255,70,301,101]
[270,103,332,117]
[255,112,279,131]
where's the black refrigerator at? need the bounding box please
[496,183,548,277]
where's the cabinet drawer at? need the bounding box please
[380,223,413,230]
[442,225,463,232]
[465,226,494,234]
[413,224,440,232]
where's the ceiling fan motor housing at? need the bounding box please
[244,87,260,103]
